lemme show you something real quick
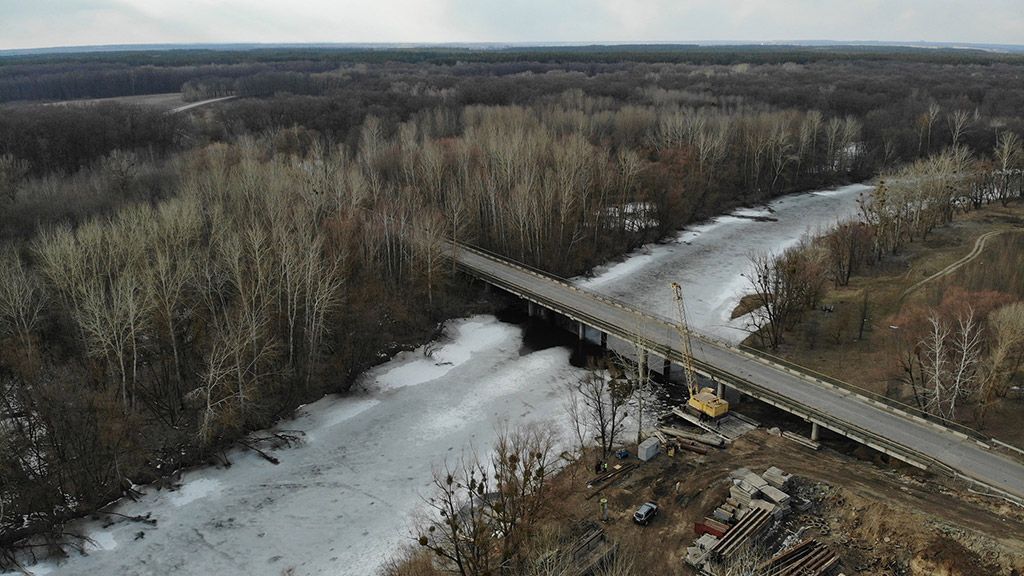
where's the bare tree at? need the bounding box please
[570,365,629,460]
[0,153,29,204]
[489,424,555,571]
[0,247,45,359]
[977,302,1024,422]
[994,131,1022,206]
[920,103,941,154]
[947,109,970,146]
[416,425,554,576]
[913,310,984,419]
[823,221,872,287]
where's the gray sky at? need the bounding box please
[0,0,1022,50]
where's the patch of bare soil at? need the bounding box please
[730,294,764,320]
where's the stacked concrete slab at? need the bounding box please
[685,466,798,571]
[763,466,793,489]
[762,485,791,509]
[685,533,720,566]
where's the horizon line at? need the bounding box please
[3,39,1024,56]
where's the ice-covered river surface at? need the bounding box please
[15,183,867,576]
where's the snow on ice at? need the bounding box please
[9,183,869,576]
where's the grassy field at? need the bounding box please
[4,92,187,110]
[764,203,1024,447]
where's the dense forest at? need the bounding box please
[2,46,1024,564]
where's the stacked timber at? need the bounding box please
[758,539,839,576]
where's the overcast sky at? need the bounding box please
[1,0,1022,51]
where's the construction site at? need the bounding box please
[517,275,1024,576]
[538,414,1024,576]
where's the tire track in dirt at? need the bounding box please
[899,230,1013,300]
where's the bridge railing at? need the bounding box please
[452,241,997,447]
[730,344,991,443]
[469,262,960,478]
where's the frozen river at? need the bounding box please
[11,183,868,576]
[580,183,870,343]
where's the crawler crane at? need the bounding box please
[671,282,729,419]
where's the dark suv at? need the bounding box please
[632,501,658,525]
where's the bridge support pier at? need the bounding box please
[811,422,820,442]
[528,301,536,318]
[577,322,586,341]
[716,380,725,398]
[600,332,607,350]
[663,358,671,380]
[638,350,648,382]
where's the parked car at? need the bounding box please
[632,501,659,525]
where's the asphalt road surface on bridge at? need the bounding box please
[452,244,1024,501]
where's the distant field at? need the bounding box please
[7,92,186,111]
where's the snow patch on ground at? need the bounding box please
[86,531,117,552]
[732,206,774,218]
[169,477,222,507]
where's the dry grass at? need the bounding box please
[943,232,1024,298]
[771,202,1024,445]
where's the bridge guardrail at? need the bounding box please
[469,263,959,478]
[455,243,1024,501]
[453,242,998,447]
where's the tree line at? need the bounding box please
[3,48,1024,562]
[741,141,1024,426]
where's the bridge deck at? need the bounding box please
[453,244,1024,500]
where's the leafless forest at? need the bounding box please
[2,46,1024,562]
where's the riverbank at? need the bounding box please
[6,183,872,576]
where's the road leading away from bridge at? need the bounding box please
[453,244,1024,501]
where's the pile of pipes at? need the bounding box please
[686,466,796,570]
[758,539,839,576]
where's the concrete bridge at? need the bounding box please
[450,242,1024,501]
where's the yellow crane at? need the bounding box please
[671,282,729,419]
